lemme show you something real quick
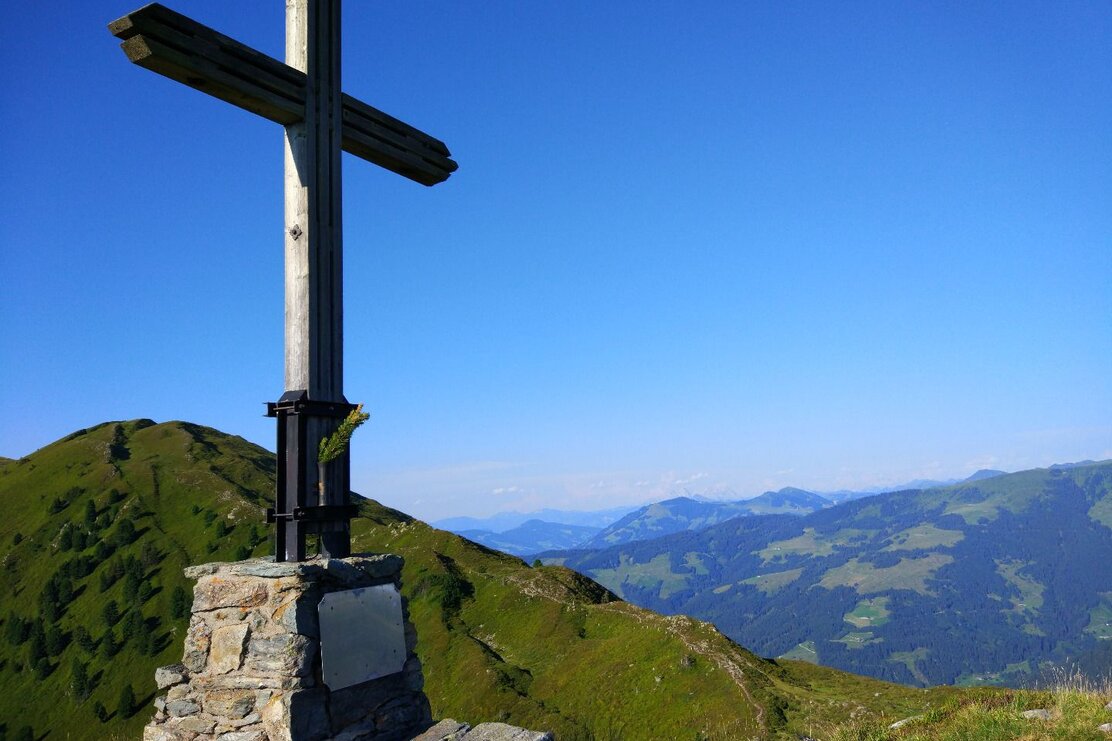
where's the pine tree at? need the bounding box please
[137,626,156,657]
[113,519,135,547]
[139,581,154,603]
[102,600,119,627]
[71,658,89,702]
[93,701,108,722]
[121,609,144,641]
[99,628,118,660]
[74,625,95,653]
[14,726,33,741]
[45,624,65,656]
[123,571,141,602]
[5,613,28,645]
[84,499,97,528]
[170,586,191,619]
[93,540,112,563]
[117,684,136,718]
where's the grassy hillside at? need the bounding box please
[0,420,272,739]
[546,463,1112,688]
[1,420,970,739]
[826,669,1112,740]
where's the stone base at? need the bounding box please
[144,555,431,741]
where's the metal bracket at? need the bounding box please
[267,504,359,523]
[266,391,356,419]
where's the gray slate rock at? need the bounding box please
[410,720,552,741]
[1098,722,1112,733]
[1106,700,1112,711]
[888,716,921,729]
[466,723,554,741]
[411,720,471,740]
[1022,709,1051,720]
[166,699,201,718]
[155,663,188,689]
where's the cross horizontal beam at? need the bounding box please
[109,3,457,186]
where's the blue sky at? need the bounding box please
[2,1,1109,521]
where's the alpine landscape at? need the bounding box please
[3,1,1111,739]
[3,422,1112,738]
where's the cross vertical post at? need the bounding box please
[278,0,348,561]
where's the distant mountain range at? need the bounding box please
[433,505,637,533]
[582,488,831,549]
[541,462,1112,687]
[456,519,601,556]
[818,469,1007,503]
[437,471,1012,555]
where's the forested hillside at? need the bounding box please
[546,463,1112,687]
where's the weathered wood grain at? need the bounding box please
[109,3,456,185]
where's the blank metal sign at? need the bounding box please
[318,583,406,690]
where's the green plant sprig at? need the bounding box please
[318,404,370,464]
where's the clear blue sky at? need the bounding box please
[2,2,1109,521]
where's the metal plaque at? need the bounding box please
[318,584,406,690]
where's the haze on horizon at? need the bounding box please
[1,2,1109,523]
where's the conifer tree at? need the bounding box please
[113,519,136,547]
[169,586,191,619]
[102,600,119,627]
[70,658,89,702]
[99,628,118,660]
[117,684,136,718]
[74,625,95,654]
[45,624,64,656]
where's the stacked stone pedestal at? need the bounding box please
[145,555,431,741]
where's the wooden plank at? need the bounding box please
[342,94,451,157]
[342,118,450,186]
[120,35,303,125]
[114,6,304,111]
[110,3,457,184]
[111,3,303,87]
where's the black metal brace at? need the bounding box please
[266,504,360,523]
[266,390,359,561]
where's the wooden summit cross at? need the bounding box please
[109,2,456,562]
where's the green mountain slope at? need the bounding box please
[0,420,272,739]
[546,463,1112,688]
[0,420,964,739]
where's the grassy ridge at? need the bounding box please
[2,420,968,739]
[825,670,1112,740]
